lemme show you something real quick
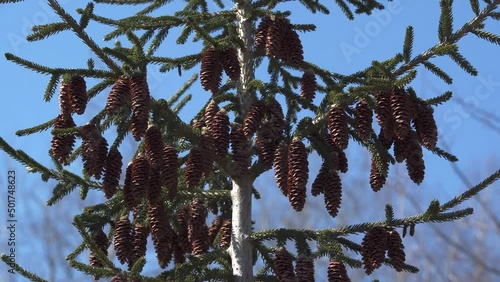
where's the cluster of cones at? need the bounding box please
[361,227,406,275]
[273,247,351,281]
[200,46,240,94]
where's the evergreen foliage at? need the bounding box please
[1,0,499,281]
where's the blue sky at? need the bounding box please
[0,1,499,281]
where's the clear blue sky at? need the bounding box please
[0,1,499,281]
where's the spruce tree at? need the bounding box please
[1,0,499,281]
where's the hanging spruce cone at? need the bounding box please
[311,162,328,196]
[204,99,220,131]
[405,132,425,184]
[369,157,388,192]
[375,91,394,141]
[273,142,289,196]
[378,127,393,149]
[51,114,76,164]
[130,73,150,141]
[268,98,286,137]
[188,199,209,256]
[200,47,223,94]
[185,147,205,189]
[300,71,316,101]
[255,123,277,169]
[200,128,215,178]
[361,227,388,275]
[354,99,373,140]
[328,105,349,150]
[161,144,178,200]
[207,216,223,246]
[231,124,250,176]
[266,16,288,59]
[255,15,272,51]
[287,138,308,211]
[123,163,137,211]
[106,76,130,115]
[128,224,149,270]
[102,147,122,199]
[393,135,411,163]
[176,207,192,254]
[414,103,438,150]
[81,127,108,180]
[131,153,150,203]
[327,259,350,282]
[390,88,412,140]
[296,255,315,282]
[332,145,348,173]
[324,169,342,218]
[58,81,72,116]
[386,230,406,272]
[69,75,87,115]
[89,229,109,280]
[148,203,173,268]
[173,233,186,264]
[219,219,232,249]
[111,274,127,282]
[243,100,266,138]
[221,47,240,81]
[282,22,304,68]
[211,109,230,158]
[145,124,164,169]
[147,168,162,205]
[274,247,296,281]
[114,216,132,265]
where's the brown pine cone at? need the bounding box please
[268,98,285,137]
[243,100,266,138]
[175,207,192,254]
[414,103,438,150]
[207,216,223,246]
[58,81,72,116]
[89,229,109,280]
[378,128,393,150]
[386,230,406,272]
[130,73,150,141]
[200,128,215,178]
[369,157,388,192]
[405,132,425,184]
[266,16,288,59]
[114,216,132,265]
[374,91,394,141]
[106,76,130,115]
[287,138,308,211]
[185,147,205,189]
[82,131,108,180]
[311,162,328,196]
[390,88,412,140]
[324,169,342,218]
[273,142,289,196]
[221,47,240,81]
[51,114,76,164]
[274,247,296,281]
[219,219,232,249]
[204,99,220,131]
[200,47,223,94]
[354,99,373,140]
[69,75,87,115]
[334,146,348,173]
[111,274,127,282]
[393,134,411,163]
[296,255,315,282]
[327,259,350,282]
[123,163,137,211]
[102,147,122,199]
[148,203,173,268]
[255,15,272,51]
[145,125,164,170]
[161,144,178,200]
[173,233,186,265]
[211,109,230,158]
[328,105,349,150]
[147,168,162,205]
[300,71,316,101]
[231,124,250,176]
[282,23,304,68]
[188,199,209,256]
[361,227,388,275]
[131,153,150,203]
[255,123,277,169]
[128,224,149,270]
